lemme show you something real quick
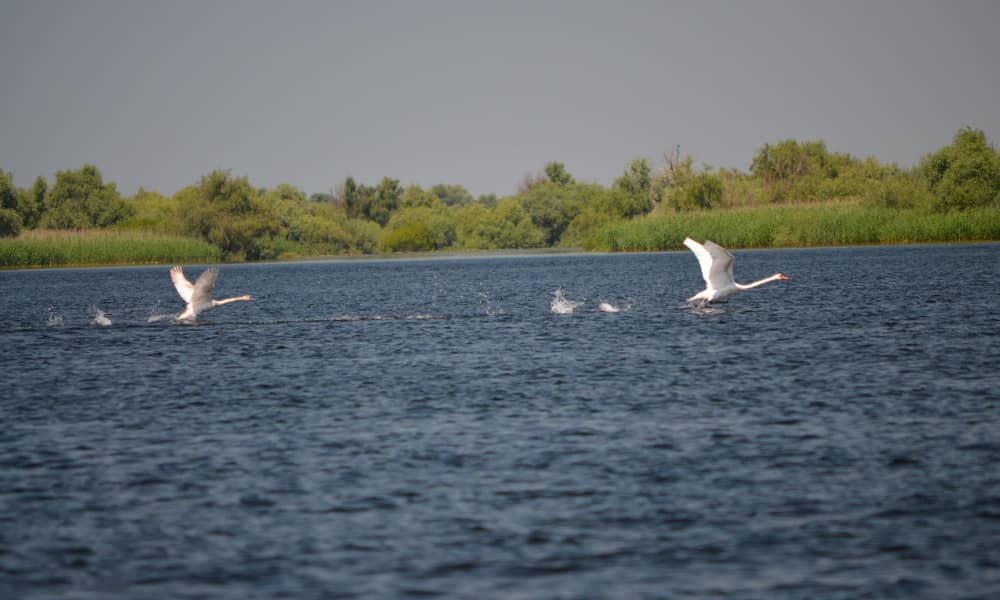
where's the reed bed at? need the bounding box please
[601,206,1000,251]
[0,230,221,268]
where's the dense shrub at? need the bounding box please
[920,127,1000,211]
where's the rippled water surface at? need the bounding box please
[2,245,1000,598]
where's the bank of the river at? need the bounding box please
[0,230,220,268]
[2,205,998,268]
[600,205,1000,251]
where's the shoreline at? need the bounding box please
[3,239,997,271]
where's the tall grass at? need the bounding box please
[600,205,1000,251]
[0,229,221,268]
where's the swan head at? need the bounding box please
[777,274,789,280]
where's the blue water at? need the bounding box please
[2,245,999,598]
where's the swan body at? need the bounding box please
[171,266,254,320]
[683,238,787,304]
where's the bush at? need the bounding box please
[0,208,22,237]
[381,206,456,252]
[920,128,1000,211]
[862,172,934,210]
[671,172,724,210]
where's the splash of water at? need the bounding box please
[598,302,620,313]
[89,306,112,326]
[550,289,579,314]
[479,291,504,317]
[45,306,64,327]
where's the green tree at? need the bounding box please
[544,161,574,186]
[517,181,586,245]
[750,140,826,182]
[477,193,499,207]
[40,165,132,228]
[176,170,281,261]
[862,171,934,209]
[368,177,401,226]
[920,127,1000,210]
[344,218,381,254]
[119,187,179,232]
[431,184,474,206]
[673,172,724,210]
[401,184,442,209]
[381,205,456,252]
[260,183,309,246]
[558,186,633,248]
[293,203,357,255]
[309,192,334,204]
[0,169,22,237]
[612,158,657,216]
[340,176,400,225]
[750,139,863,203]
[454,199,545,249]
[341,177,374,221]
[22,175,47,228]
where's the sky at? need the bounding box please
[1,0,998,199]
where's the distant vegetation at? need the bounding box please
[0,230,220,268]
[2,127,998,267]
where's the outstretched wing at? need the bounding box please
[683,238,715,285]
[170,266,194,303]
[190,267,218,307]
[703,240,736,290]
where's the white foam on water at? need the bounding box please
[598,302,620,313]
[45,306,64,327]
[146,313,176,323]
[88,306,112,326]
[478,291,504,317]
[550,289,579,314]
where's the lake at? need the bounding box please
[2,245,999,598]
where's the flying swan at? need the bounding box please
[171,266,254,320]
[683,238,787,305]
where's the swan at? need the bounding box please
[171,265,254,320]
[683,238,787,304]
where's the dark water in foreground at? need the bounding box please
[2,245,999,599]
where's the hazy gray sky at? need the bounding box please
[2,0,997,198]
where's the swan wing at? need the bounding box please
[683,238,715,285]
[703,240,736,289]
[170,266,195,303]
[190,267,218,306]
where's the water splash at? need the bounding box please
[598,302,620,313]
[550,289,579,314]
[45,306,64,327]
[478,291,504,317]
[89,306,112,326]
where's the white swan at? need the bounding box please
[683,238,787,304]
[171,266,254,320]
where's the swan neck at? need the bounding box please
[737,274,784,290]
[213,295,253,306]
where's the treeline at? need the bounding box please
[2,127,998,260]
